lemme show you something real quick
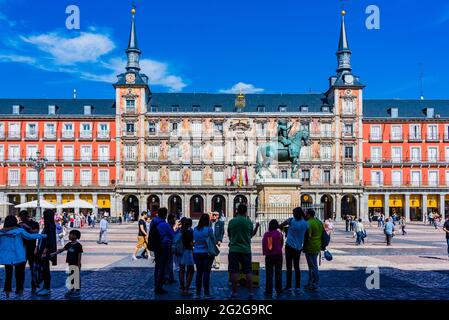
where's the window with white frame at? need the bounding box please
[343,123,353,136]
[213,171,224,186]
[26,169,37,186]
[44,123,56,138]
[191,122,202,137]
[370,125,381,140]
[410,147,421,162]
[391,125,402,140]
[411,171,421,187]
[98,123,109,139]
[63,145,74,161]
[446,171,449,186]
[80,170,92,186]
[124,145,137,160]
[124,170,136,185]
[256,122,266,136]
[98,169,109,186]
[8,123,20,139]
[409,124,421,140]
[213,145,224,161]
[26,145,38,159]
[343,168,355,185]
[192,145,201,159]
[342,99,355,114]
[370,147,382,163]
[0,145,4,161]
[391,147,402,163]
[148,170,159,186]
[446,147,449,162]
[371,171,382,186]
[445,125,449,140]
[80,145,92,161]
[191,170,202,186]
[26,123,38,138]
[8,169,19,186]
[428,147,438,163]
[321,145,332,161]
[300,145,311,161]
[392,170,402,187]
[0,123,4,138]
[427,124,438,140]
[62,169,74,186]
[171,122,179,135]
[62,123,74,138]
[321,123,332,137]
[169,170,180,186]
[428,171,439,187]
[147,145,159,161]
[98,145,109,161]
[125,99,135,113]
[44,169,56,186]
[170,144,180,161]
[148,122,156,134]
[8,145,20,161]
[80,123,92,139]
[44,145,56,161]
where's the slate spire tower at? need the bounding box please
[336,10,352,75]
[126,6,141,73]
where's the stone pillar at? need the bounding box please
[440,194,445,218]
[228,195,234,218]
[183,194,189,218]
[422,194,427,222]
[404,194,411,222]
[205,194,212,213]
[384,193,390,217]
[161,194,169,209]
[74,193,80,215]
[20,193,26,205]
[139,194,147,214]
[335,194,342,221]
[92,194,98,216]
[115,194,123,217]
[360,194,368,221]
[56,194,62,214]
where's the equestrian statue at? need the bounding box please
[255,120,310,178]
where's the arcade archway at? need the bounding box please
[190,195,204,219]
[321,194,334,220]
[168,195,183,219]
[212,195,226,217]
[341,194,357,218]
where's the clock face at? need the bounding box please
[344,74,354,84]
[126,73,136,84]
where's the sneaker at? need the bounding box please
[37,288,51,296]
[132,256,137,261]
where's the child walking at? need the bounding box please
[262,219,284,297]
[51,230,83,298]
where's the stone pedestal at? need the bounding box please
[255,178,301,210]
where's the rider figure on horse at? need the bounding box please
[277,120,293,157]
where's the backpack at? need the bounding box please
[321,222,331,251]
[147,220,162,252]
[172,231,184,256]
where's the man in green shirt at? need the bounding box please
[227,204,260,299]
[304,208,323,291]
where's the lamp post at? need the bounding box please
[29,150,47,220]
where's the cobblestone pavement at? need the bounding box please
[1,221,448,300]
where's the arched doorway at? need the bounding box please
[233,195,248,216]
[341,194,357,218]
[321,195,334,220]
[212,195,226,217]
[168,195,183,219]
[301,194,313,208]
[190,195,204,219]
[123,195,139,221]
[147,195,160,217]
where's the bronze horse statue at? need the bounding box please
[255,129,310,178]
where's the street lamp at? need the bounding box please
[29,150,47,220]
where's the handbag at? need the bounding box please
[206,230,220,257]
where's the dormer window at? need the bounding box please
[424,108,435,118]
[390,107,399,118]
[12,105,20,115]
[214,105,222,112]
[279,105,287,112]
[257,105,266,113]
[300,105,309,112]
[192,105,200,112]
[150,105,158,112]
[83,105,92,115]
[321,106,330,112]
[48,105,56,115]
[171,105,179,112]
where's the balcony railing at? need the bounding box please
[4,155,115,163]
[390,133,403,142]
[365,180,447,188]
[43,131,57,140]
[25,131,39,140]
[365,157,448,165]
[408,134,422,142]
[0,131,5,139]
[97,131,110,140]
[79,131,93,140]
[6,179,115,188]
[369,135,382,142]
[61,131,75,140]
[8,131,21,140]
[426,134,439,142]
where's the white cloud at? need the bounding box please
[0,29,187,92]
[21,32,115,65]
[219,82,264,94]
[0,11,16,27]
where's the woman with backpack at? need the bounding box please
[279,207,309,292]
[262,219,284,296]
[193,213,216,299]
[177,218,194,296]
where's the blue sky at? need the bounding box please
[0,0,448,99]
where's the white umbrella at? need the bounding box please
[15,200,56,209]
[57,199,96,209]
[0,200,13,206]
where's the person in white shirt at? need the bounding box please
[354,219,366,245]
[98,216,109,245]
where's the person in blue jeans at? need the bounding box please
[443,217,449,257]
[193,213,216,299]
